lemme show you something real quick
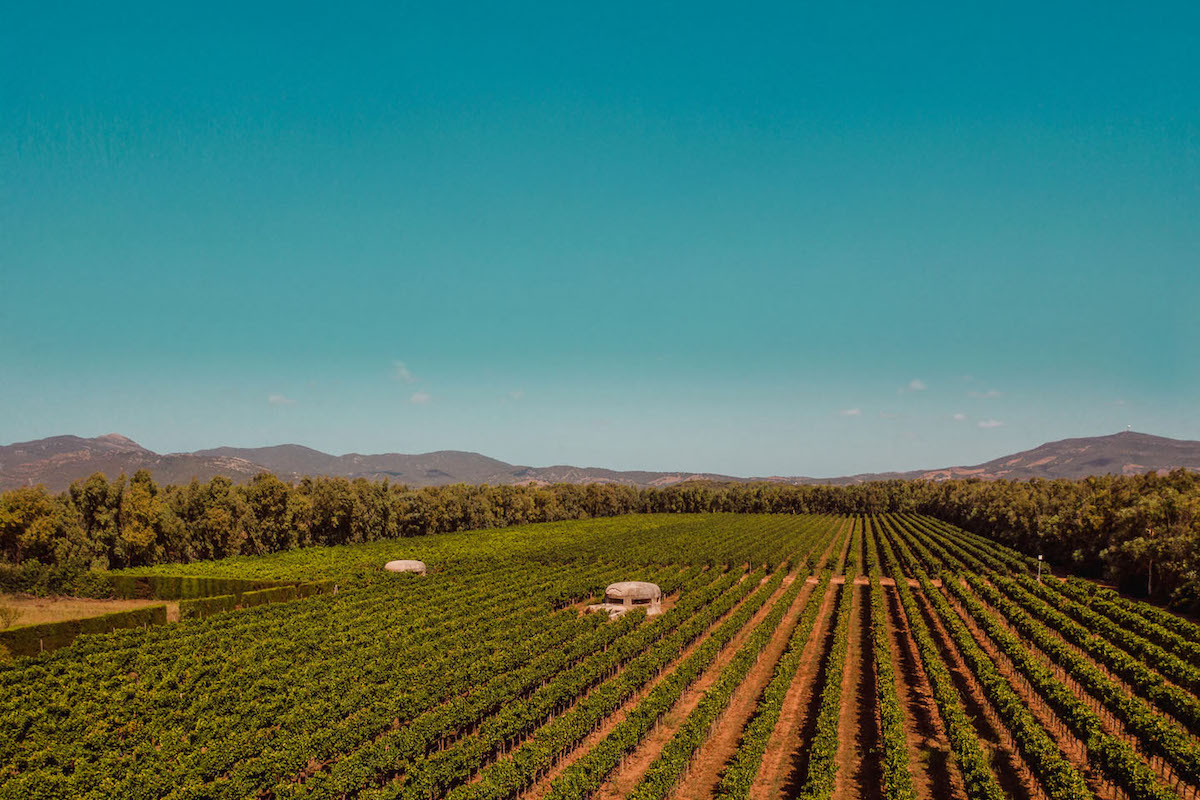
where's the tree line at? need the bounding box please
[1,469,1197,607]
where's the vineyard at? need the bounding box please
[4,511,1200,800]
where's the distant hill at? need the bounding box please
[0,435,738,492]
[1,430,1197,492]
[0,434,264,491]
[805,431,1200,485]
[904,431,1200,482]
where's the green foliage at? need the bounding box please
[0,603,167,657]
[177,593,237,620]
[5,511,1200,800]
[713,570,835,799]
[864,518,917,800]
[0,514,835,798]
[875,517,1006,800]
[1,467,1197,607]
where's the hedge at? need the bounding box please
[178,593,238,621]
[0,604,167,657]
[108,575,302,600]
[239,585,298,607]
[178,582,336,620]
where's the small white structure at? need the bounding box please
[588,581,663,618]
[384,559,427,575]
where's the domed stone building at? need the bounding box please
[384,559,427,575]
[588,581,662,617]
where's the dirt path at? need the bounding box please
[913,588,1046,800]
[522,529,849,800]
[747,523,853,800]
[939,583,1127,800]
[831,583,882,800]
[962,579,1200,799]
[982,575,1200,758]
[671,577,819,800]
[748,578,838,800]
[590,572,801,800]
[516,570,774,800]
[882,586,963,800]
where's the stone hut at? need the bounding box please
[588,581,663,617]
[384,559,427,575]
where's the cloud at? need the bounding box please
[879,412,900,419]
[410,391,431,405]
[267,394,296,406]
[952,412,968,421]
[968,389,1002,399]
[392,361,417,383]
[1114,398,1126,406]
[907,379,927,392]
[977,418,1004,428]
[509,390,525,401]
[839,408,862,417]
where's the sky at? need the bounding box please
[2,2,1198,477]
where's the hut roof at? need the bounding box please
[605,581,661,600]
[384,559,427,573]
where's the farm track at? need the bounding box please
[831,582,881,800]
[912,580,1047,800]
[670,574,818,800]
[441,571,756,795]
[736,522,851,800]
[964,577,1200,799]
[589,522,850,800]
[940,582,1126,800]
[831,526,879,800]
[751,583,843,797]
[882,584,964,800]
[516,571,774,800]
[992,576,1200,740]
[591,571,800,800]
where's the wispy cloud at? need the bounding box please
[968,389,1002,399]
[907,379,927,392]
[267,394,296,406]
[952,412,968,421]
[509,390,525,401]
[977,418,1004,428]
[410,391,431,405]
[393,361,417,383]
[879,412,900,420]
[839,408,862,417]
[1114,398,1127,406]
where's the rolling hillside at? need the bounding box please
[2,430,1197,492]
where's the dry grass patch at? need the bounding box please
[0,594,180,628]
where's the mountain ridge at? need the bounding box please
[1,430,1197,492]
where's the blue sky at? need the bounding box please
[2,2,1197,476]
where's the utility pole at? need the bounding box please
[1037,554,1043,583]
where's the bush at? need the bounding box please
[0,606,22,629]
[0,562,115,598]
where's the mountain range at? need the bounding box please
[1,431,1197,493]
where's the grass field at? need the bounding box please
[3,512,1199,800]
[0,595,179,629]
